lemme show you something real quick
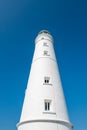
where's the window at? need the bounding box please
[41,37,44,40]
[43,42,49,47]
[44,77,50,84]
[43,50,48,55]
[44,100,51,111]
[43,76,53,86]
[43,50,50,56]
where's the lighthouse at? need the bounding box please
[17,30,73,130]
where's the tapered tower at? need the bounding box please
[17,30,73,130]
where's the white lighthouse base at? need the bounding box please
[17,119,72,130]
[18,122,71,130]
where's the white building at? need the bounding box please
[17,30,73,130]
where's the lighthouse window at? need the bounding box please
[44,100,51,111]
[44,77,50,84]
[43,50,48,55]
[43,42,49,47]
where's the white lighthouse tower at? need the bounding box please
[17,30,73,130]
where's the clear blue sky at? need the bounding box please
[0,0,87,130]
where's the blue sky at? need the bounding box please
[0,0,87,130]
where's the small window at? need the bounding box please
[43,50,50,56]
[43,50,48,55]
[41,37,45,40]
[44,100,51,111]
[44,77,50,84]
[43,42,49,47]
